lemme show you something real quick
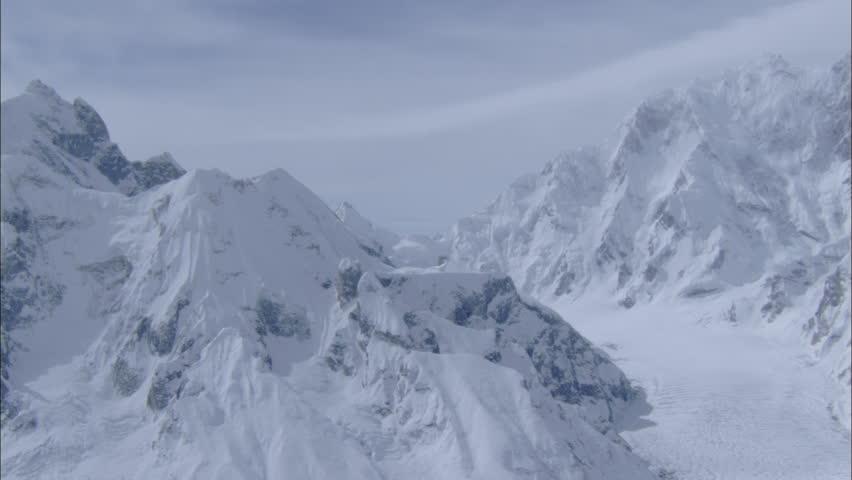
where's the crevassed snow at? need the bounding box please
[557,294,851,480]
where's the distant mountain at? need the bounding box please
[0,83,653,479]
[335,201,449,268]
[447,53,852,429]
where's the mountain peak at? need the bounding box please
[71,97,110,141]
[449,54,851,430]
[756,52,790,71]
[24,79,61,100]
[3,81,186,196]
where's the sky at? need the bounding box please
[2,0,850,234]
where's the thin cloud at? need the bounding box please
[1,0,847,234]
[241,0,849,142]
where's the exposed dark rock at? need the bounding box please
[806,268,847,345]
[349,304,373,337]
[488,299,514,325]
[403,312,418,328]
[554,271,576,296]
[179,338,196,354]
[335,260,363,304]
[359,244,395,267]
[325,341,355,376]
[52,134,95,159]
[483,277,515,301]
[93,144,133,185]
[451,291,483,327]
[373,330,413,349]
[682,287,721,299]
[1,206,66,415]
[418,328,440,354]
[1,238,34,282]
[0,278,63,332]
[0,325,22,419]
[146,368,184,411]
[79,255,133,287]
[450,278,518,326]
[761,275,788,320]
[73,98,109,141]
[526,324,635,409]
[709,250,726,270]
[643,265,658,282]
[147,299,189,356]
[32,139,81,183]
[617,264,633,289]
[112,358,143,396]
[131,154,186,191]
[518,300,561,326]
[1,208,31,233]
[134,316,151,342]
[255,298,310,340]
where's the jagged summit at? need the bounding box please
[2,80,185,196]
[0,82,653,478]
[23,79,62,100]
[448,53,851,429]
[452,52,850,297]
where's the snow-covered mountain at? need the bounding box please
[335,201,449,268]
[448,53,852,430]
[0,83,655,478]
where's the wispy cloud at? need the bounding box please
[1,0,847,233]
[240,0,850,142]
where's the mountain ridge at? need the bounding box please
[446,52,851,430]
[0,82,654,479]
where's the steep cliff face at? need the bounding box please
[0,84,652,479]
[448,53,851,429]
[344,271,639,429]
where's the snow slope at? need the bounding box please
[448,53,852,432]
[0,83,654,478]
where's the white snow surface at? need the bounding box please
[0,85,655,479]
